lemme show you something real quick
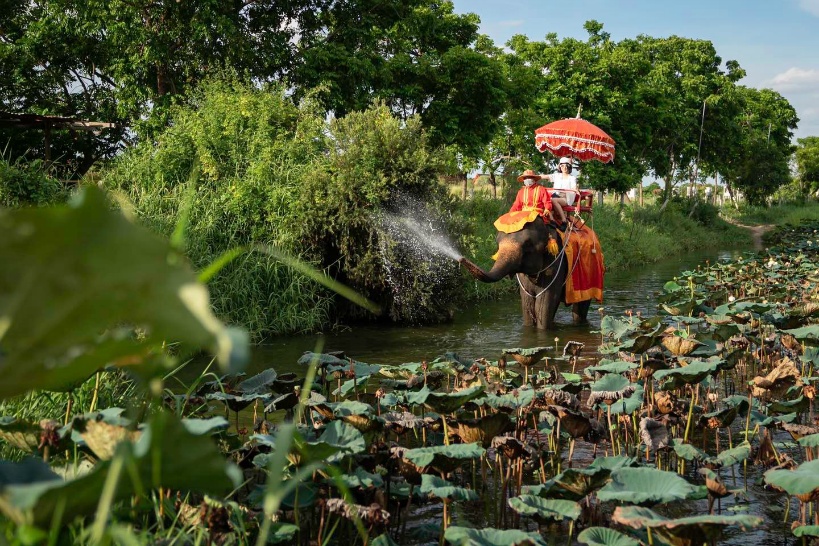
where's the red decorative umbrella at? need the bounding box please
[534,116,616,163]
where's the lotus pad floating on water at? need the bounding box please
[502,347,550,367]
[577,527,641,546]
[597,467,706,506]
[444,526,547,546]
[612,505,762,546]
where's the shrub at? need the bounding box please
[104,81,464,335]
[0,158,67,208]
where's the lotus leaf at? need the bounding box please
[751,411,797,428]
[480,387,536,411]
[383,411,425,433]
[424,385,485,414]
[455,413,514,447]
[297,352,347,368]
[327,361,382,377]
[444,526,547,546]
[536,387,580,410]
[604,386,644,415]
[403,442,486,474]
[332,375,371,397]
[420,475,478,501]
[597,467,706,506]
[653,359,728,390]
[503,347,551,367]
[79,420,142,461]
[206,391,268,413]
[698,405,739,429]
[237,368,278,394]
[404,386,432,406]
[266,392,299,412]
[0,412,242,526]
[783,324,819,342]
[639,417,669,452]
[267,523,300,544]
[703,441,751,468]
[671,439,707,463]
[585,360,637,377]
[311,421,366,463]
[548,405,592,439]
[660,298,702,317]
[590,374,630,393]
[507,495,580,523]
[661,335,704,356]
[181,417,229,436]
[0,417,68,454]
[332,467,384,489]
[797,433,819,447]
[0,188,248,399]
[792,525,819,538]
[577,527,641,546]
[764,459,819,501]
[612,505,762,546]
[525,467,612,501]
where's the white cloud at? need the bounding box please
[497,20,524,28]
[769,67,819,93]
[798,0,819,16]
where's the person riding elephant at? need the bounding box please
[510,169,553,221]
[539,157,577,226]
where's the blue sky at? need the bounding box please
[451,0,819,141]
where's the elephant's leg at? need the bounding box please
[572,300,592,324]
[520,289,536,326]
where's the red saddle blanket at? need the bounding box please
[560,219,605,304]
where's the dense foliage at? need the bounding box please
[0,157,67,207]
[104,81,463,338]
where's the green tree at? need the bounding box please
[293,1,507,158]
[718,87,798,206]
[795,137,819,196]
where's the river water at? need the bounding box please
[247,248,749,375]
[241,245,800,546]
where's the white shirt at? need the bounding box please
[544,173,578,205]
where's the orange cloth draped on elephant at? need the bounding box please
[560,219,604,304]
[495,185,552,234]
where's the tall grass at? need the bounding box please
[721,200,819,227]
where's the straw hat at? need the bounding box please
[517,169,540,183]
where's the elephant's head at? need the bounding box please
[460,219,560,282]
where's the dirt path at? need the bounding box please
[723,218,775,251]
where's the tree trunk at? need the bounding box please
[490,172,497,199]
[461,172,468,200]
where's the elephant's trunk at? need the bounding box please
[459,256,518,283]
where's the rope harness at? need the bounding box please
[515,220,577,299]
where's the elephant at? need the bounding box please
[459,217,592,329]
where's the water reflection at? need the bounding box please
[251,249,747,374]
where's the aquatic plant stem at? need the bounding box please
[89,372,101,413]
[607,405,617,457]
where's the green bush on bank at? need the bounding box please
[103,79,462,339]
[0,158,68,208]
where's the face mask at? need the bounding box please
[524,179,535,187]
